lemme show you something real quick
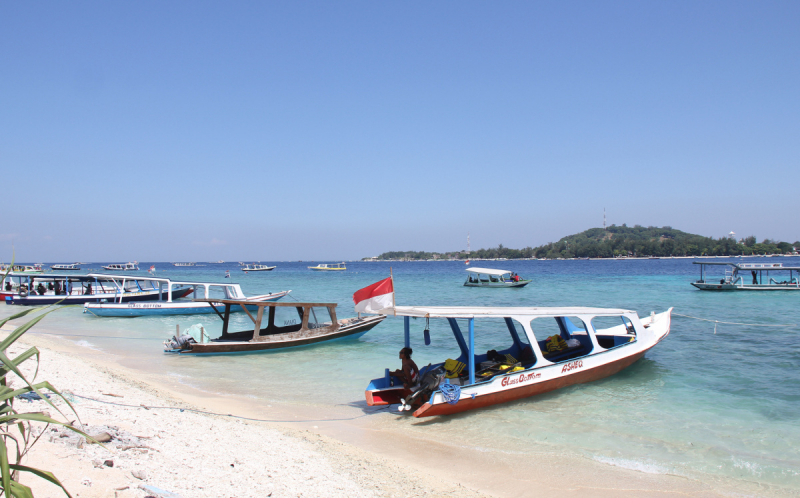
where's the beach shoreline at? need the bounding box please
[3,318,775,498]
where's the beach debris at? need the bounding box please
[105,459,115,467]
[81,477,92,486]
[89,431,113,443]
[138,484,184,497]
[102,392,124,397]
[16,391,49,402]
[132,469,147,480]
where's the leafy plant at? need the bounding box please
[0,274,90,496]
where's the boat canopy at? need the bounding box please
[370,305,633,319]
[692,261,800,271]
[465,267,513,276]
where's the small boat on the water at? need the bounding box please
[50,263,81,271]
[464,267,530,288]
[364,304,672,417]
[164,300,385,354]
[173,262,195,267]
[691,261,800,290]
[84,277,290,316]
[103,262,139,271]
[308,262,346,271]
[3,273,192,305]
[242,264,276,271]
[0,264,44,274]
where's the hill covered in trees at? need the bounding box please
[367,225,799,260]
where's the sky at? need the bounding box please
[1,1,799,261]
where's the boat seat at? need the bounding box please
[542,345,585,363]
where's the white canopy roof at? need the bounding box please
[465,267,512,276]
[372,305,634,319]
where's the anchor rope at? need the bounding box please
[439,383,461,405]
[63,392,390,423]
[672,313,797,328]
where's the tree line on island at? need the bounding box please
[366,225,800,260]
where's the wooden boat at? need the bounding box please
[84,277,290,316]
[103,262,139,271]
[242,264,276,271]
[692,261,800,290]
[308,262,346,271]
[164,300,385,355]
[365,305,672,417]
[3,273,192,305]
[50,263,81,271]
[464,267,531,288]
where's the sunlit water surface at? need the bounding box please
[4,259,799,492]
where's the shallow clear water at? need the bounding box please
[5,258,800,492]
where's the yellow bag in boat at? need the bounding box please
[546,335,567,352]
[511,366,524,372]
[444,358,466,379]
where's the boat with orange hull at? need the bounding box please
[364,305,672,417]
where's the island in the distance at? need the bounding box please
[365,225,800,261]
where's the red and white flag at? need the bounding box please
[353,277,394,313]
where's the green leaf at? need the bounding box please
[0,437,12,498]
[9,464,71,498]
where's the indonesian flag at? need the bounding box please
[353,277,394,314]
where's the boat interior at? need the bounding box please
[372,314,638,393]
[212,302,337,342]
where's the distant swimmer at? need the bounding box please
[225,270,230,278]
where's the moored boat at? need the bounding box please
[364,304,672,417]
[691,261,800,290]
[50,263,81,271]
[84,277,290,316]
[242,264,276,271]
[308,262,346,271]
[164,300,384,354]
[464,267,530,288]
[0,264,44,274]
[103,262,139,271]
[173,262,195,267]
[3,273,192,305]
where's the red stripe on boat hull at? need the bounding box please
[413,349,648,418]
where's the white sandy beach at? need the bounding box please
[3,322,755,498]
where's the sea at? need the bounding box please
[3,258,799,494]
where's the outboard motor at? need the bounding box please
[399,365,445,412]
[164,334,197,351]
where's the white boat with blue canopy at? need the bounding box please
[83,274,291,316]
[692,261,800,290]
[364,304,672,417]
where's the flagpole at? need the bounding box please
[390,267,396,316]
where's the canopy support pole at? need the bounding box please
[468,317,475,385]
[404,316,410,348]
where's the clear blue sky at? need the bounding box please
[2,1,799,261]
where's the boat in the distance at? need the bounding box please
[84,277,290,316]
[173,262,195,267]
[364,304,672,417]
[691,261,800,290]
[308,262,346,271]
[50,263,81,271]
[103,262,139,271]
[0,264,44,274]
[3,273,192,306]
[464,267,530,288]
[164,300,385,354]
[242,264,276,271]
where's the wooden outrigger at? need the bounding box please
[164,299,385,355]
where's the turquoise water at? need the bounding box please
[4,259,800,493]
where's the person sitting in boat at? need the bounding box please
[36,283,46,295]
[84,283,93,295]
[4,281,11,292]
[752,270,758,285]
[390,347,420,389]
[512,273,520,282]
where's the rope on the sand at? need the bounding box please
[67,392,391,423]
[672,313,797,328]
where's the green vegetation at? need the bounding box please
[366,225,799,260]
